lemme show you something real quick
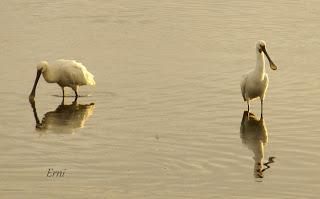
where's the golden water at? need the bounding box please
[1,0,320,198]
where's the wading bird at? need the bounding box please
[240,40,277,115]
[29,59,95,100]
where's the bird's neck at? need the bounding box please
[42,68,56,83]
[255,52,265,79]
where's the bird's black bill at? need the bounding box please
[29,69,42,101]
[262,47,277,70]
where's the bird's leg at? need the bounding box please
[61,87,65,98]
[260,98,264,117]
[245,93,250,113]
[61,98,65,105]
[246,99,250,117]
[72,97,78,104]
[74,86,79,100]
[75,91,78,101]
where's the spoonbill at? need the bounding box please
[240,40,277,115]
[29,59,96,100]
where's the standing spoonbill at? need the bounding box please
[29,59,96,101]
[240,40,277,115]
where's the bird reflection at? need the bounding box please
[240,111,275,179]
[29,99,95,133]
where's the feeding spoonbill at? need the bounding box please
[240,40,277,115]
[29,59,96,100]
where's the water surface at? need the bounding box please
[1,0,320,198]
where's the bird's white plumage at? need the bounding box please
[30,59,96,99]
[240,68,269,102]
[240,40,277,114]
[41,59,95,87]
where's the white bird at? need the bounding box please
[240,40,277,115]
[29,59,96,100]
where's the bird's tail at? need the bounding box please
[85,72,96,86]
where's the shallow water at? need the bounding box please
[1,0,320,198]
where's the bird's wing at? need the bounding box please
[68,60,95,86]
[57,60,89,86]
[240,74,248,101]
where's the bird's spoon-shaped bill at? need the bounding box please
[262,47,277,70]
[29,69,42,100]
[269,62,277,70]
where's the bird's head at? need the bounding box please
[36,61,48,73]
[256,40,266,53]
[256,40,277,70]
[29,61,48,101]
